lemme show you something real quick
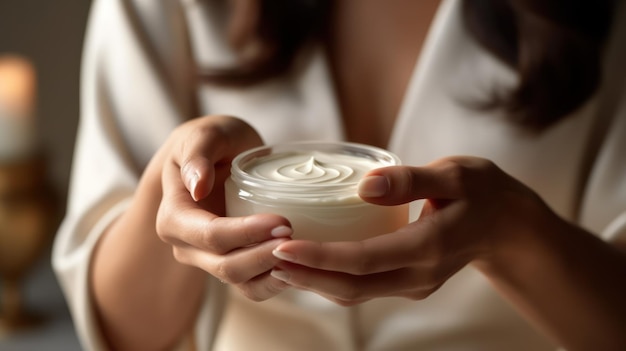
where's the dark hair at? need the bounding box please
[201,0,615,131]
[199,0,330,85]
[462,0,614,130]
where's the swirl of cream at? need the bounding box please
[275,156,354,184]
[246,151,380,184]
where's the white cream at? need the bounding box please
[247,151,380,185]
[225,142,409,242]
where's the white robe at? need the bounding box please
[52,0,626,350]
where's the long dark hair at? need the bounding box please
[201,0,615,131]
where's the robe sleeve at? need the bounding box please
[51,0,211,349]
[578,0,626,250]
[579,96,626,249]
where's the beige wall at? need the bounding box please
[0,1,92,210]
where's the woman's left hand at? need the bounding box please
[269,156,554,305]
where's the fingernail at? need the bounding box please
[358,175,389,197]
[271,225,293,238]
[273,249,297,262]
[189,172,200,201]
[271,269,290,282]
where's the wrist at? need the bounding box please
[472,195,564,277]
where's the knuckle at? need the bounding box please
[237,285,266,302]
[201,219,229,253]
[177,118,227,156]
[421,265,449,293]
[473,157,497,171]
[406,288,436,300]
[423,284,442,297]
[444,158,470,179]
[423,271,444,292]
[171,247,184,262]
[155,205,174,243]
[201,232,227,254]
[440,159,474,196]
[335,282,365,302]
[214,115,262,144]
[332,296,367,307]
[170,121,190,139]
[237,278,286,302]
[171,247,190,265]
[264,279,289,297]
[215,260,243,284]
[198,122,227,140]
[404,279,443,300]
[333,299,357,307]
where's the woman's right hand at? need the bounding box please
[154,115,293,301]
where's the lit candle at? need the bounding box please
[0,54,38,161]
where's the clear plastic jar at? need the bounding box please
[225,141,409,242]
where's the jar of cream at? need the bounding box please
[225,141,409,242]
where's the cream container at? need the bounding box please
[225,141,409,242]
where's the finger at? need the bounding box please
[175,116,264,201]
[160,135,292,252]
[271,263,440,304]
[158,205,292,255]
[162,145,226,215]
[176,125,228,201]
[180,155,216,202]
[182,238,290,284]
[358,157,489,205]
[272,225,430,275]
[235,271,291,302]
[203,215,293,253]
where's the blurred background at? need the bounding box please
[0,1,92,350]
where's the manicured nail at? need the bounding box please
[189,172,200,201]
[271,225,293,238]
[271,269,290,282]
[272,249,297,262]
[358,175,389,197]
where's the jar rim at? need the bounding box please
[229,141,401,193]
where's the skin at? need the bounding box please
[91,116,292,350]
[90,0,626,350]
[271,159,626,350]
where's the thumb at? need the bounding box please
[180,156,216,202]
[357,165,461,205]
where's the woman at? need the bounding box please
[53,0,626,350]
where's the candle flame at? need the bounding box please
[0,54,36,119]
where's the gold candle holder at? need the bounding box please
[0,156,55,336]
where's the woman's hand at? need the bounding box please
[92,115,294,350]
[154,115,293,301]
[269,156,553,305]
